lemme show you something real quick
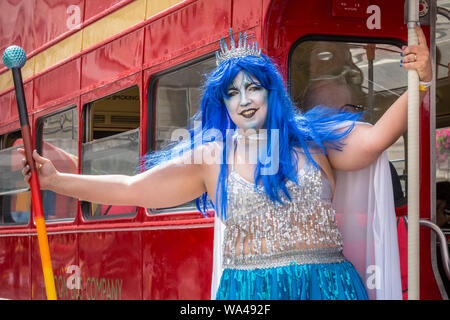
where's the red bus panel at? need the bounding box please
[81,29,144,91]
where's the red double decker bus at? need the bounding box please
[0,0,448,300]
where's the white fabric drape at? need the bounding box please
[333,151,402,299]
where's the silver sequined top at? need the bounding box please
[223,160,345,270]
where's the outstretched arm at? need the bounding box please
[328,25,432,171]
[19,148,207,209]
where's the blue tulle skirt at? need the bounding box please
[216,260,368,300]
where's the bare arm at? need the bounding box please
[20,148,207,209]
[328,25,432,171]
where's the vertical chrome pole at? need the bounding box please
[407,0,421,301]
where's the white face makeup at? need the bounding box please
[224,71,268,133]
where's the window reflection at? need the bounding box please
[0,132,30,225]
[81,86,140,219]
[149,57,216,213]
[289,40,407,200]
[40,107,79,221]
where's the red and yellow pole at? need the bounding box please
[3,45,57,300]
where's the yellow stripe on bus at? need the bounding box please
[82,0,147,50]
[34,32,82,75]
[0,71,12,91]
[146,0,183,18]
[0,0,184,93]
[22,56,35,80]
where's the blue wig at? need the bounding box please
[142,53,362,220]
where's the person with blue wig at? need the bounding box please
[20,27,432,300]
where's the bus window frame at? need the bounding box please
[144,53,215,217]
[80,85,141,222]
[35,105,79,224]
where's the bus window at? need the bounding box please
[0,131,30,225]
[289,40,407,203]
[37,107,79,222]
[81,86,140,219]
[149,57,216,213]
[436,0,450,225]
[435,1,450,295]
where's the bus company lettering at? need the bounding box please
[84,277,123,300]
[46,265,123,300]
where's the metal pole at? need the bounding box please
[366,44,376,124]
[407,0,421,300]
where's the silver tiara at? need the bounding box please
[215,29,262,66]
